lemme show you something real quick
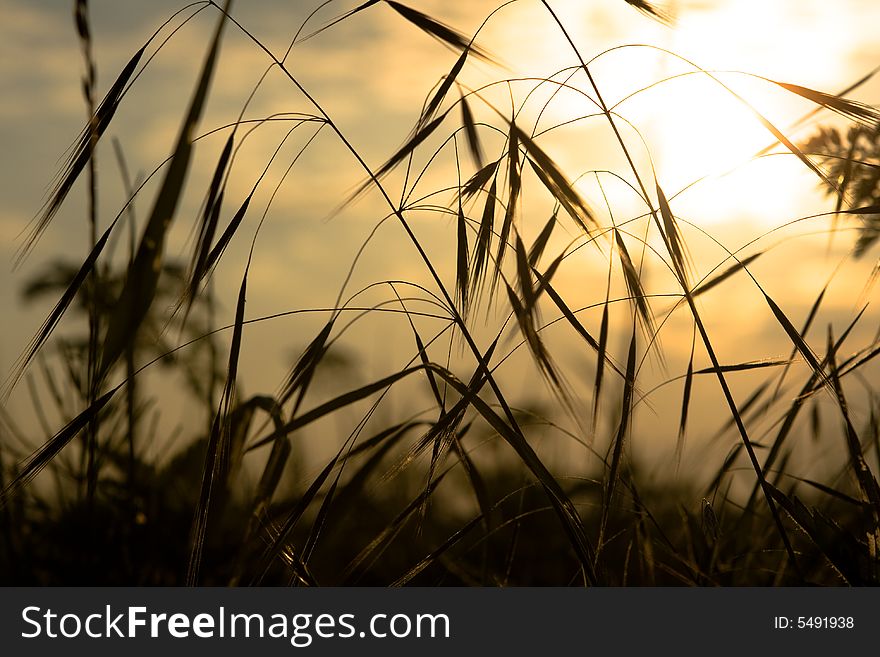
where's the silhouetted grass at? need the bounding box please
[2,0,880,586]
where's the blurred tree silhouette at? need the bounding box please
[802,124,880,255]
[7,255,223,584]
[21,257,221,405]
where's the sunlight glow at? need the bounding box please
[647,77,808,224]
[633,0,858,226]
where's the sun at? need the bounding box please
[636,0,856,227]
[645,74,810,225]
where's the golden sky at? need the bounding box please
[2,0,879,478]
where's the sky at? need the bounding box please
[2,0,879,482]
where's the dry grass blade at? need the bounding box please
[460,94,484,169]
[469,177,497,302]
[226,397,290,577]
[691,252,763,298]
[391,512,485,586]
[774,81,880,128]
[592,300,610,434]
[456,202,470,314]
[186,132,235,315]
[756,64,880,160]
[303,464,357,569]
[343,471,450,583]
[700,498,720,542]
[492,127,521,296]
[395,340,484,514]
[74,0,90,42]
[535,273,626,385]
[840,204,880,215]
[280,319,336,414]
[385,1,491,61]
[0,386,119,506]
[100,3,230,382]
[514,230,535,312]
[628,480,659,584]
[826,336,880,520]
[5,221,115,397]
[623,0,673,25]
[676,336,695,469]
[450,429,496,572]
[753,108,835,190]
[839,338,880,376]
[412,330,444,410]
[187,269,247,586]
[772,284,827,399]
[515,125,595,233]
[527,212,557,267]
[763,293,827,388]
[425,364,600,584]
[764,483,873,585]
[744,312,865,511]
[376,114,446,181]
[409,339,499,482]
[422,420,461,524]
[615,232,655,337]
[656,183,689,285]
[253,453,342,584]
[705,443,744,498]
[532,250,565,300]
[693,359,789,375]
[796,477,869,508]
[302,424,423,577]
[249,366,427,452]
[462,160,497,200]
[598,331,637,559]
[19,46,144,264]
[248,397,289,523]
[347,421,426,462]
[306,0,382,42]
[420,49,468,130]
[391,360,485,487]
[204,193,253,273]
[335,424,420,514]
[504,281,561,389]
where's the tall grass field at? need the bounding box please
[1,0,880,585]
